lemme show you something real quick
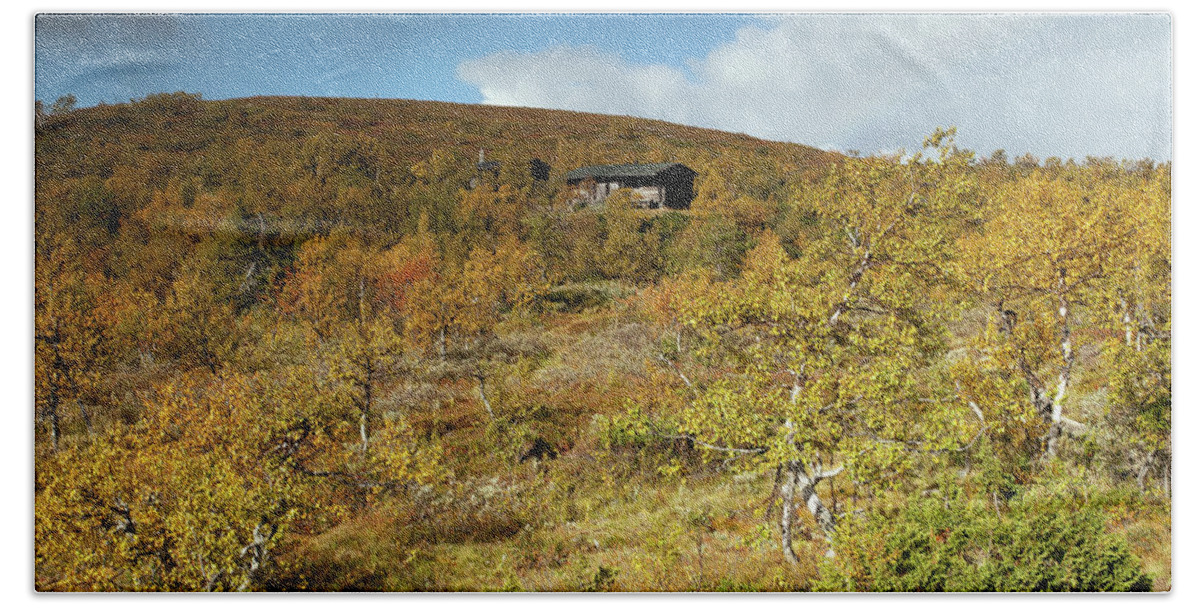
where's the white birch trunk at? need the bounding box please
[795,465,837,558]
[1136,450,1156,492]
[1162,453,1171,497]
[1045,268,1081,458]
[777,418,838,561]
[359,412,369,455]
[477,374,494,419]
[1121,297,1133,346]
[779,463,800,564]
[359,356,374,455]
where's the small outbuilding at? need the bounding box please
[470,151,553,189]
[565,162,696,209]
[476,149,501,177]
[529,158,551,182]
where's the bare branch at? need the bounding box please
[653,432,767,455]
[850,388,987,456]
[1060,416,1087,436]
[843,225,860,248]
[656,353,694,390]
[813,464,845,480]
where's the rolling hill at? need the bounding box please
[36,93,837,192]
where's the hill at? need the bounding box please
[33,93,1171,592]
[35,93,840,266]
[36,92,836,196]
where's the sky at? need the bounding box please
[35,12,1172,161]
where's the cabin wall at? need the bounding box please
[660,169,695,209]
[566,165,695,209]
[630,186,665,207]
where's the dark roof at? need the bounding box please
[565,162,693,182]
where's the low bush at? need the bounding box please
[542,282,624,313]
[820,493,1153,592]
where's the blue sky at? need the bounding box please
[35,13,1172,161]
[35,14,756,107]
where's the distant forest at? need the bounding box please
[35,92,1169,591]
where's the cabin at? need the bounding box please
[565,162,696,210]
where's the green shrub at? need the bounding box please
[582,565,619,592]
[821,494,1153,592]
[542,282,621,312]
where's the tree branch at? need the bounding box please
[653,432,767,455]
[656,353,694,390]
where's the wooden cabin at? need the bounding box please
[565,162,696,209]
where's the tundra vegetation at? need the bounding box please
[35,93,1169,591]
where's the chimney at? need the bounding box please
[479,148,486,164]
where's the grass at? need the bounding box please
[277,300,1172,593]
[288,461,822,592]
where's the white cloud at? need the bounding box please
[458,45,698,126]
[456,14,1171,161]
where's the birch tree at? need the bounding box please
[35,371,440,591]
[35,238,112,449]
[959,164,1140,459]
[649,131,982,561]
[1100,161,1171,491]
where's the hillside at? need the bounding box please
[35,93,840,265]
[34,93,1170,592]
[36,93,836,191]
